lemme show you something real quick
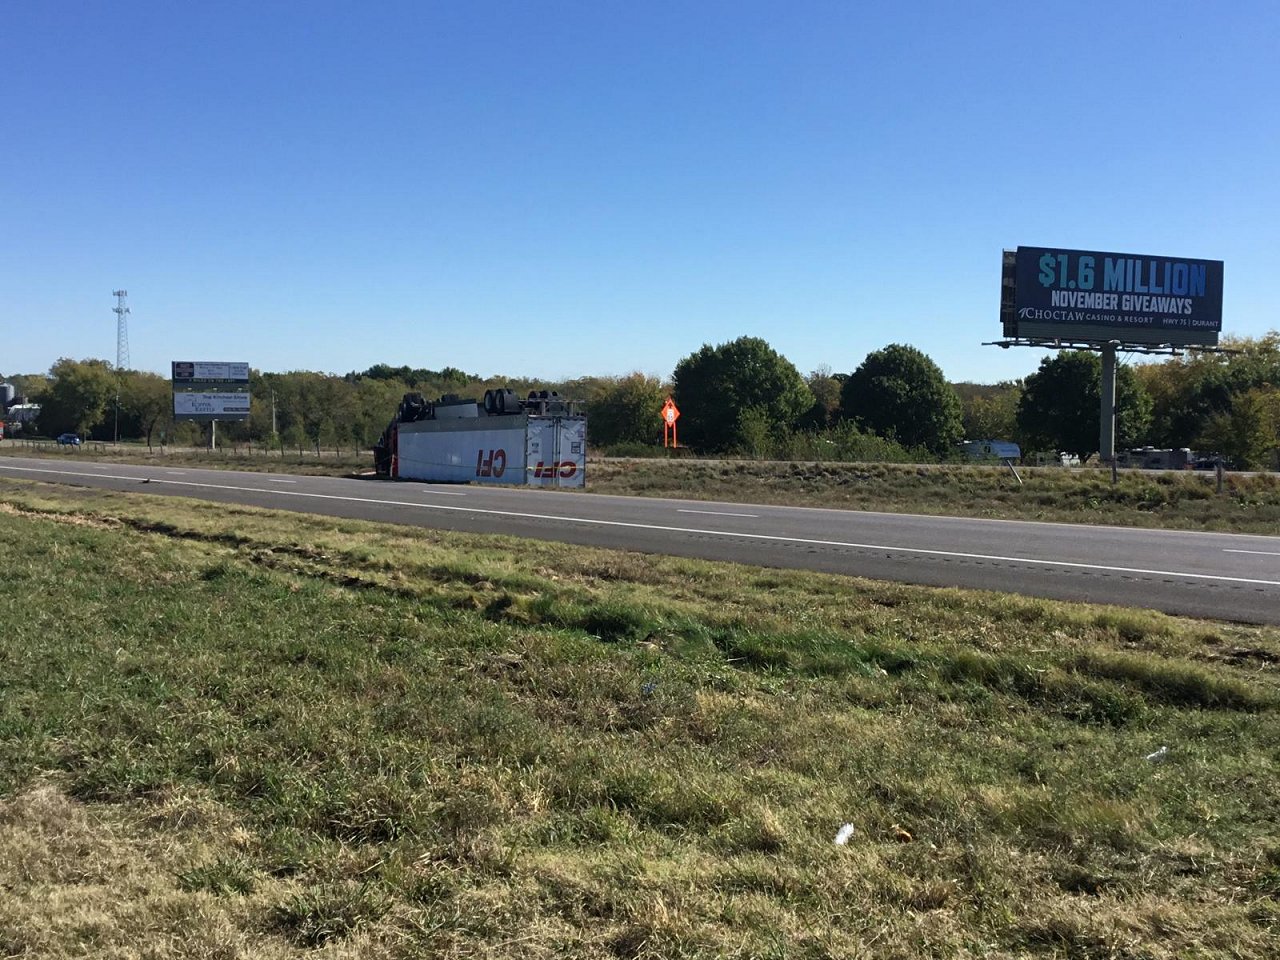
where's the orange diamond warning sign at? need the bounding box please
[661,397,680,447]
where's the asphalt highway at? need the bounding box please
[2,455,1278,625]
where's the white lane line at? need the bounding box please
[422,489,467,496]
[3,462,1279,588]
[678,508,759,518]
[1224,549,1280,557]
[166,471,188,475]
[264,478,297,484]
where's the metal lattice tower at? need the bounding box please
[112,290,130,371]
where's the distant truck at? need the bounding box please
[374,389,587,487]
[1114,447,1194,470]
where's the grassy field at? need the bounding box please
[1,477,1278,958]
[5,441,1280,535]
[0,439,365,477]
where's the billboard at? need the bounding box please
[172,360,251,421]
[173,391,252,418]
[173,361,249,381]
[1005,247,1223,346]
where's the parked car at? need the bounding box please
[56,433,81,446]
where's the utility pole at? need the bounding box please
[112,290,130,443]
[1099,341,1118,466]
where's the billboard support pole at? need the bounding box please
[211,419,217,453]
[1099,342,1117,465]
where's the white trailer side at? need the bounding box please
[394,413,586,488]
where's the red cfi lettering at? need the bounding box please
[476,449,507,478]
[532,460,576,479]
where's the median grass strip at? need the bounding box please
[588,458,1280,535]
[1,478,1278,958]
[6,442,1280,533]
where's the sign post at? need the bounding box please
[661,397,680,449]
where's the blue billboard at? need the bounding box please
[1008,247,1223,346]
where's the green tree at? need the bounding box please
[672,337,812,453]
[1016,352,1153,461]
[350,376,411,449]
[0,372,48,403]
[801,365,843,429]
[957,381,1022,442]
[840,344,963,454]
[587,373,667,447]
[1197,385,1280,470]
[36,358,117,438]
[1137,332,1280,450]
[120,371,172,448]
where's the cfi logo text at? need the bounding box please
[533,460,577,479]
[475,449,507,478]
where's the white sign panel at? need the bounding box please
[174,392,252,417]
[397,423,528,484]
[172,361,250,381]
[396,418,586,487]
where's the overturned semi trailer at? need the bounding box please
[373,389,587,488]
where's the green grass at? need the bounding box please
[0,438,367,477]
[1,478,1279,957]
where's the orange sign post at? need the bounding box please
[661,397,680,448]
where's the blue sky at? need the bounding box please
[3,1,1277,385]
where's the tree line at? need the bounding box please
[5,330,1278,468]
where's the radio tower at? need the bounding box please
[112,290,130,371]
[112,290,130,443]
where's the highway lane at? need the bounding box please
[2,455,1278,624]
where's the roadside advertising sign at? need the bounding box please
[172,360,252,421]
[173,361,249,382]
[1007,247,1223,346]
[173,392,252,418]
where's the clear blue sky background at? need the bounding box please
[3,1,1276,384]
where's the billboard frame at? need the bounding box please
[990,248,1232,465]
[1002,246,1223,348]
[171,360,252,432]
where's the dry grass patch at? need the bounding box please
[0,781,407,958]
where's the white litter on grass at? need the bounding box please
[1145,746,1169,762]
[834,823,856,845]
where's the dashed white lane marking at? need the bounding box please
[1224,549,1280,557]
[165,470,187,475]
[678,508,759,518]
[421,489,467,496]
[264,478,297,484]
[2,462,1279,588]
